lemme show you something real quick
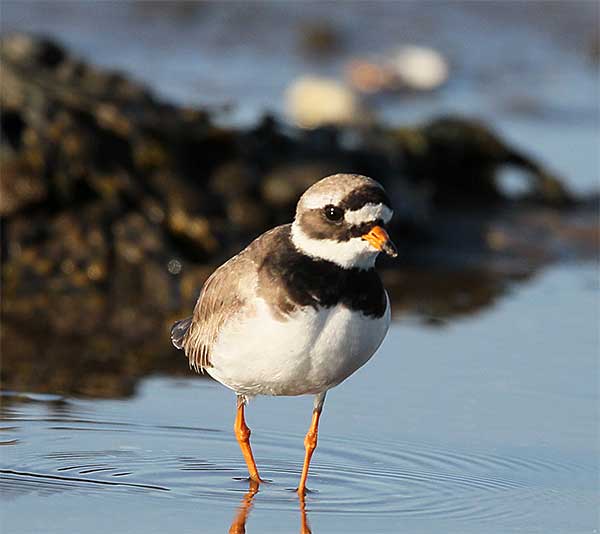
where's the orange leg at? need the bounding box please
[234,396,264,484]
[297,392,326,496]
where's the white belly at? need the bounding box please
[207,295,390,397]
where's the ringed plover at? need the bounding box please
[171,173,397,495]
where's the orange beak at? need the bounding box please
[361,225,398,257]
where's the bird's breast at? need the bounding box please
[207,294,390,396]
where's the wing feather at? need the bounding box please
[171,225,288,373]
[181,253,254,373]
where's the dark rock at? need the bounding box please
[390,116,575,206]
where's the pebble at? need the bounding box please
[388,45,449,91]
[285,76,366,128]
[346,45,449,93]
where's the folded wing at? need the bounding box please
[171,252,255,373]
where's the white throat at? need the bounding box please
[290,222,379,270]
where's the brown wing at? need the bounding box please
[175,225,290,373]
[181,251,256,373]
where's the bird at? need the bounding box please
[170,173,397,495]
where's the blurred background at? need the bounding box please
[1,2,599,533]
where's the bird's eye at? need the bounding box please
[324,205,344,222]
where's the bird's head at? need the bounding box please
[291,173,397,270]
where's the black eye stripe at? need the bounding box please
[299,208,384,242]
[346,219,384,238]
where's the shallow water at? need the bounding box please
[2,264,598,533]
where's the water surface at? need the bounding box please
[2,265,598,533]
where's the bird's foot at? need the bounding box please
[295,486,317,496]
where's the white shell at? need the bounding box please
[285,76,364,129]
[389,46,449,91]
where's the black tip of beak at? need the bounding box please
[383,240,398,258]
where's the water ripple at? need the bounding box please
[0,469,170,492]
[1,414,593,525]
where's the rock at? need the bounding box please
[0,33,65,68]
[0,153,47,215]
[387,45,449,91]
[346,46,449,94]
[261,163,336,210]
[390,115,575,206]
[285,76,368,128]
[345,58,395,94]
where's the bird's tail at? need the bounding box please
[170,316,192,349]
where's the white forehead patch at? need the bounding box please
[301,191,345,210]
[344,203,393,226]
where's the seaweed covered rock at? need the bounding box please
[390,116,573,205]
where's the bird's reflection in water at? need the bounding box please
[299,495,312,534]
[228,480,258,534]
[228,480,312,534]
